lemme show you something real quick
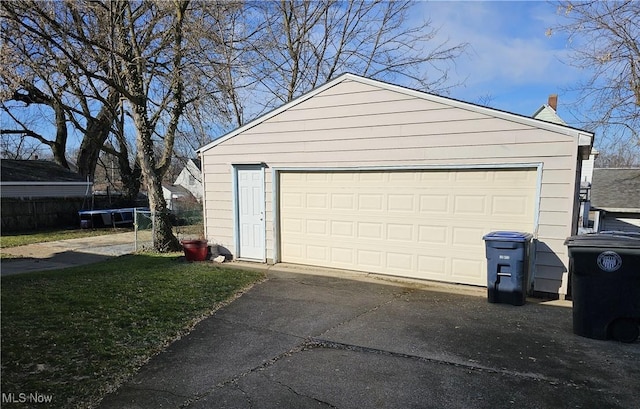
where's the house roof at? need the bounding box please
[532,105,567,126]
[198,73,594,154]
[162,184,193,197]
[189,158,201,170]
[1,159,88,183]
[591,168,640,212]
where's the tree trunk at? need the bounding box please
[76,91,120,181]
[132,108,180,252]
[119,156,142,205]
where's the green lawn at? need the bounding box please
[0,228,133,249]
[1,253,264,408]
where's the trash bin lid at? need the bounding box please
[564,231,640,249]
[482,231,533,242]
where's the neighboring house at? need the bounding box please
[162,184,196,212]
[590,168,640,233]
[174,158,203,201]
[198,73,594,298]
[1,159,92,198]
[532,95,598,231]
[531,94,566,126]
[1,159,93,231]
[532,94,599,184]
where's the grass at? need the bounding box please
[1,253,264,408]
[0,228,133,249]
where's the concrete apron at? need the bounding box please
[1,232,136,276]
[99,264,640,409]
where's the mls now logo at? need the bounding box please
[597,251,622,272]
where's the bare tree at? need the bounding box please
[1,1,191,250]
[0,28,72,169]
[102,0,192,251]
[1,2,124,183]
[2,0,469,250]
[550,1,640,164]
[242,0,466,112]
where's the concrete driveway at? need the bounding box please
[1,231,136,275]
[99,265,640,409]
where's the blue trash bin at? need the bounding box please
[483,231,533,306]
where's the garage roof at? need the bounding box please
[199,73,594,154]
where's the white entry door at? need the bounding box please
[236,166,265,260]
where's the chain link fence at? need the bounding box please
[171,198,204,242]
[134,202,204,251]
[134,209,154,251]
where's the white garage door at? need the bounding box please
[279,169,537,286]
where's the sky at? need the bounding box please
[1,1,601,158]
[416,0,585,127]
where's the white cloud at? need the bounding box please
[415,1,584,111]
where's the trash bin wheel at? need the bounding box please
[609,318,640,343]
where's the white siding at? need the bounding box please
[202,78,581,295]
[579,152,597,184]
[174,161,203,201]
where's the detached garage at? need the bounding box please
[199,74,593,297]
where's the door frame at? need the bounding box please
[233,164,266,261]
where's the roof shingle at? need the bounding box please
[590,168,640,211]
[1,160,86,182]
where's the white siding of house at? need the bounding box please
[201,78,581,295]
[580,152,598,184]
[174,161,203,201]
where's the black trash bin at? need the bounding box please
[483,231,533,306]
[565,232,640,342]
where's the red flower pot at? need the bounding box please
[181,240,209,261]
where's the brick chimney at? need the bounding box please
[548,94,558,111]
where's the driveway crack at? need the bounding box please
[179,341,312,408]
[305,338,592,390]
[317,288,414,338]
[265,374,338,408]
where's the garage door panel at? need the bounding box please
[492,195,530,216]
[281,218,303,233]
[306,193,328,208]
[386,252,415,271]
[279,169,536,286]
[418,255,447,276]
[330,220,355,237]
[282,242,303,258]
[331,247,354,264]
[359,194,384,210]
[357,249,383,268]
[386,223,414,241]
[452,226,486,246]
[387,194,415,212]
[306,219,328,235]
[453,195,487,214]
[419,195,450,213]
[452,258,484,279]
[418,225,448,244]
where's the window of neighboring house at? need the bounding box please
[189,175,195,185]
